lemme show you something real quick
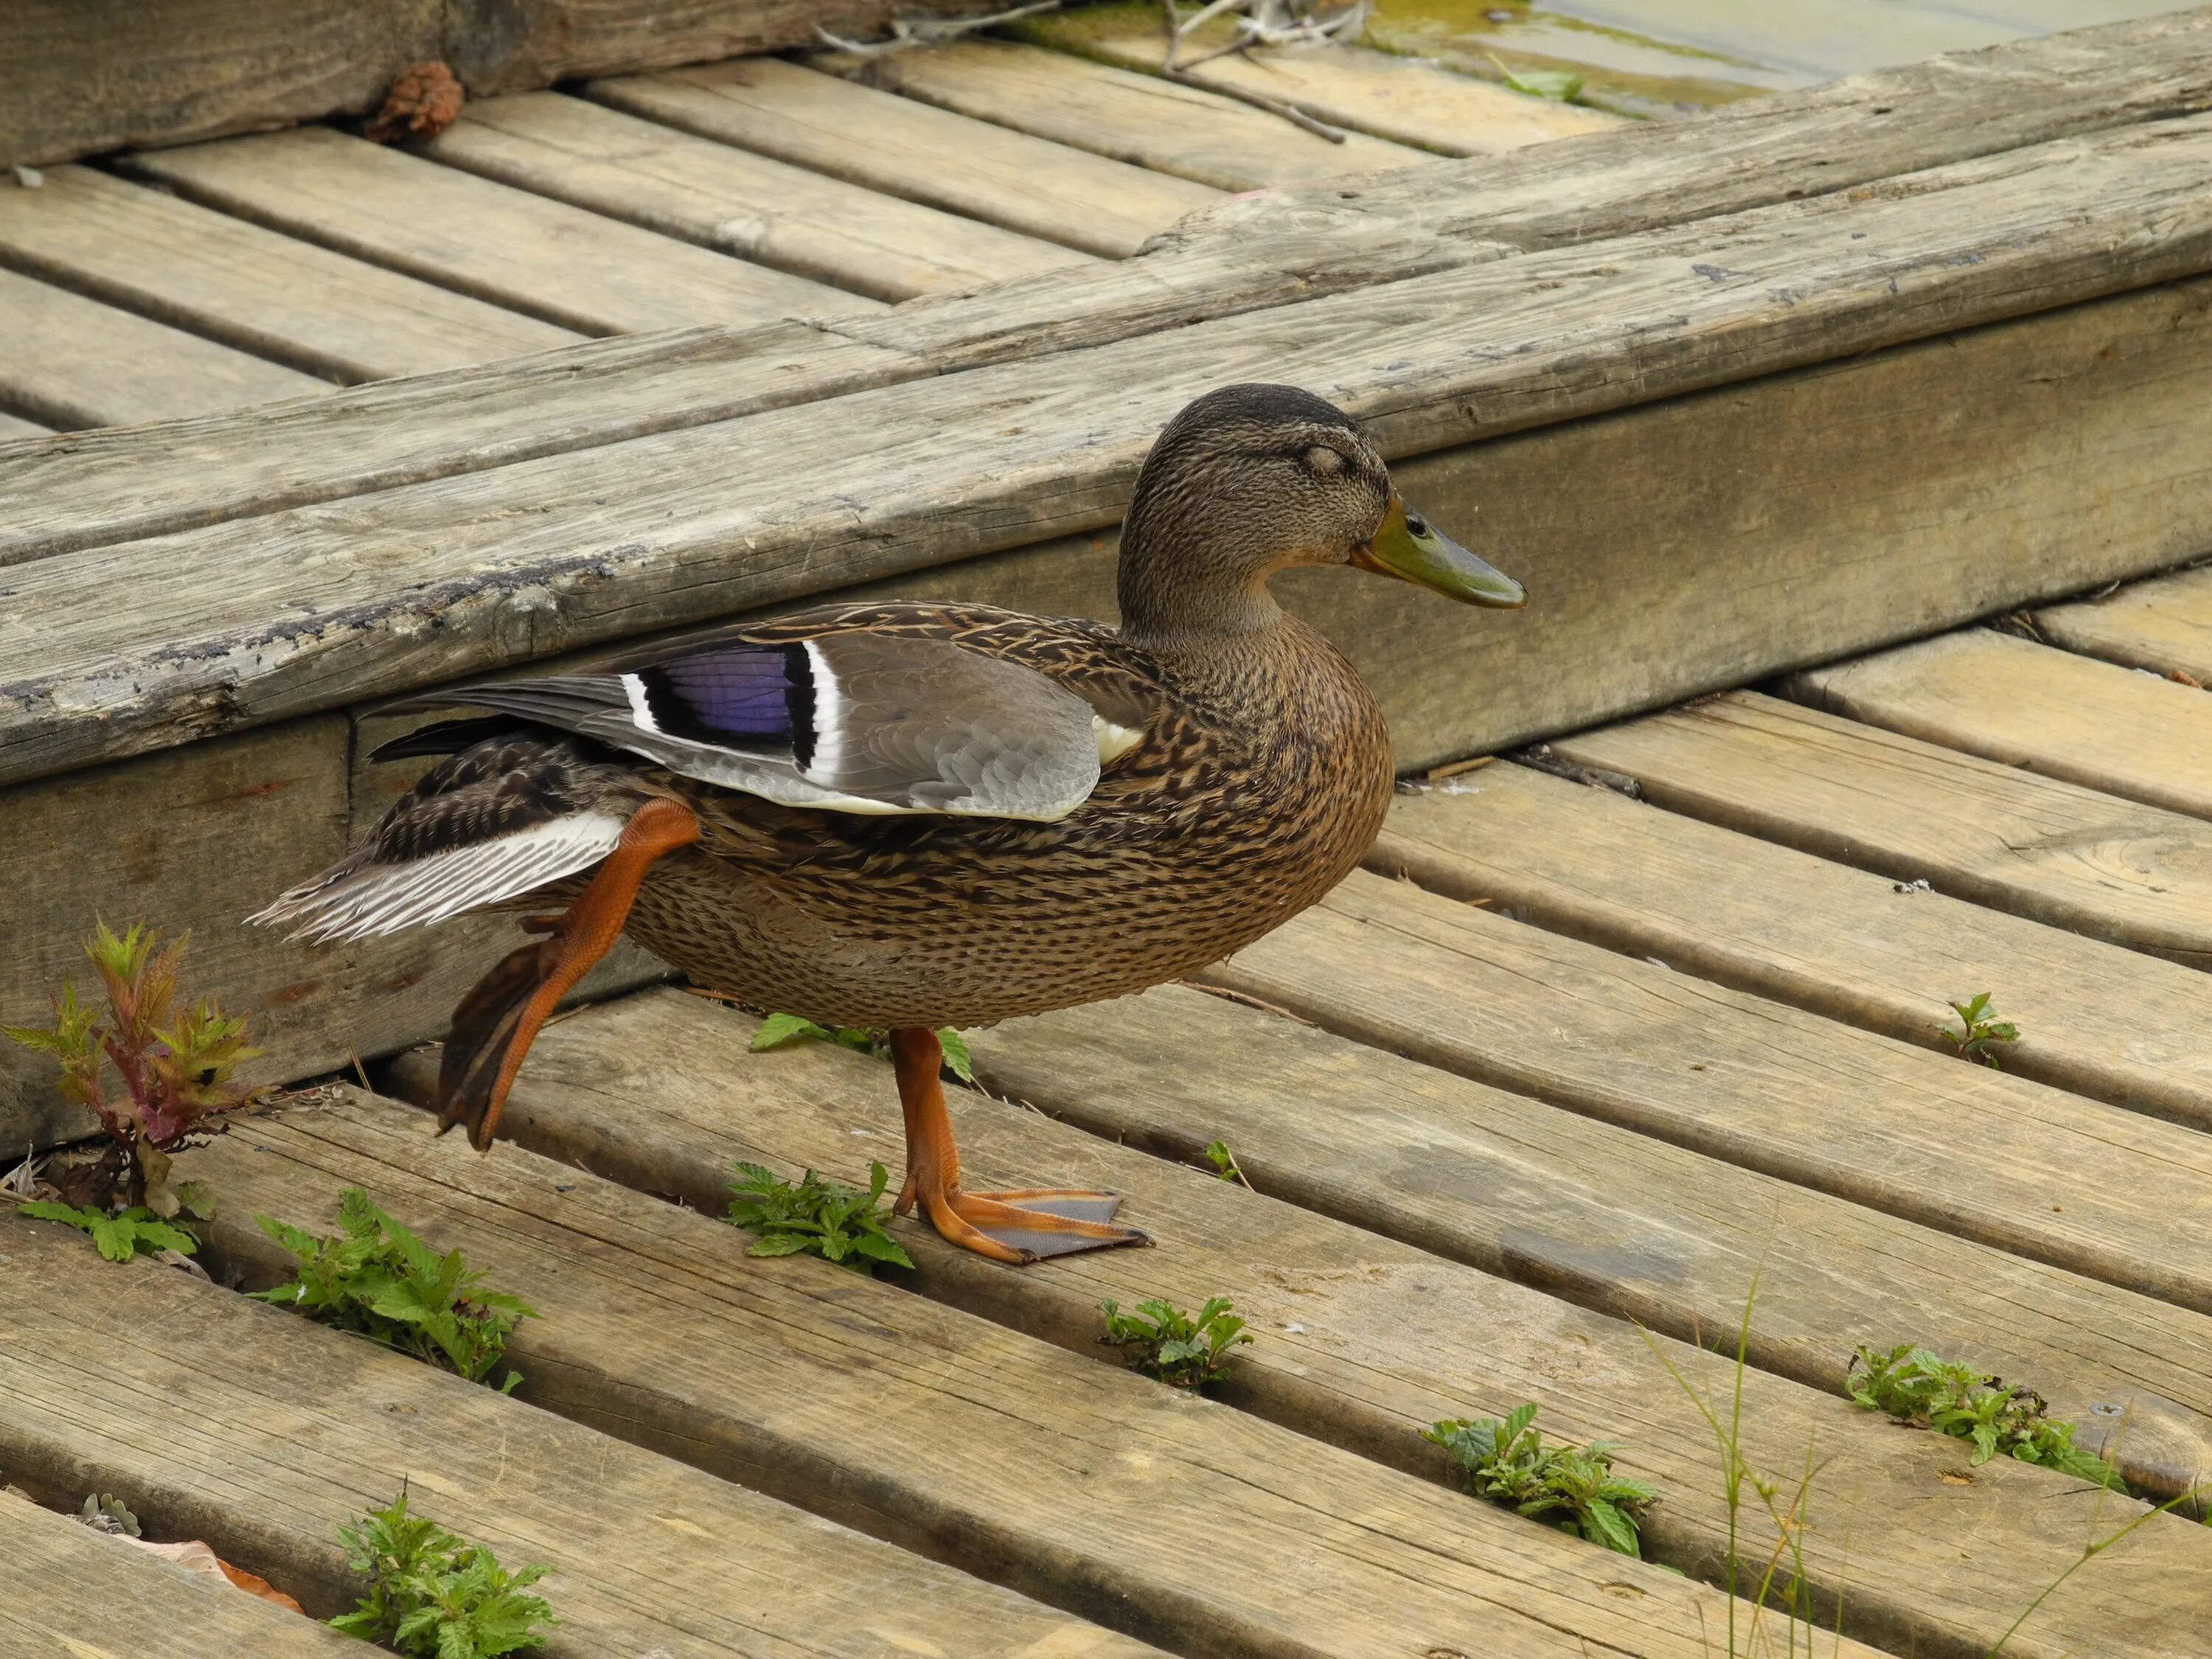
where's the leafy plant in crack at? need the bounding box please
[1202,1140,1251,1187]
[1935,992,2019,1068]
[1486,52,1586,102]
[1848,1343,2123,1489]
[250,1188,538,1391]
[16,1199,204,1264]
[331,1486,557,1658]
[2,920,260,1213]
[749,1013,975,1082]
[1099,1295,1251,1389]
[725,1160,914,1274]
[1424,1403,1658,1557]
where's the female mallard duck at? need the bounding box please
[254,385,1524,1264]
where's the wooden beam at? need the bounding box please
[173,1088,1802,1658]
[0,411,50,442]
[1548,692,2212,965]
[389,988,2212,1657]
[2037,564,2212,681]
[0,0,1010,169]
[0,1216,1158,1655]
[10,120,2212,785]
[1376,762,2212,1131]
[1784,629,2212,822]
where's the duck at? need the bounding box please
[252,384,1525,1265]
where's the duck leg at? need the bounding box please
[887,1026,1150,1265]
[437,796,700,1150]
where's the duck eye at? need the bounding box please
[1304,445,1346,476]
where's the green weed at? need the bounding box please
[250,1189,538,1392]
[1487,53,1585,102]
[331,1486,556,1658]
[1202,1140,1251,1187]
[1847,1344,2122,1489]
[16,1199,203,1264]
[1936,992,2019,1068]
[750,1014,974,1082]
[1099,1295,1251,1389]
[1424,1403,1658,1557]
[725,1160,914,1274]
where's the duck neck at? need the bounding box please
[1116,526,1285,655]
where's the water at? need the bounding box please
[1361,0,2202,116]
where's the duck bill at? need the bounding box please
[1352,495,1526,608]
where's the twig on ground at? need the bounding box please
[817,0,1065,57]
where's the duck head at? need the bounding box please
[1116,383,1525,646]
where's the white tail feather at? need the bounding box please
[248,813,628,943]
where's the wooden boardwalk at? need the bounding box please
[9,9,2212,1655]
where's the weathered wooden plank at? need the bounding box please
[0,411,51,442]
[125,127,874,337]
[13,13,2212,562]
[0,1490,361,1657]
[0,1217,1155,1658]
[0,713,660,1154]
[1784,627,2212,821]
[389,988,2212,1658]
[0,0,1008,168]
[0,265,330,429]
[1206,872,2212,1319]
[422,92,1095,303]
[1017,13,1621,154]
[831,38,1425,189]
[1377,761,2212,1130]
[589,58,1220,261]
[171,1089,1794,1659]
[2037,564,2212,682]
[12,122,2212,787]
[0,164,578,383]
[1548,692,2212,965]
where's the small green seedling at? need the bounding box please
[16,1199,202,1264]
[1848,1343,2123,1489]
[251,1188,538,1392]
[725,1161,914,1274]
[1487,53,1585,102]
[1936,992,2019,1068]
[332,1486,557,1658]
[751,1014,975,1083]
[1425,1403,1658,1557]
[1202,1140,1251,1187]
[1099,1295,1251,1389]
[74,1493,142,1537]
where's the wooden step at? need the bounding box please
[1548,691,2212,967]
[169,1088,1829,1659]
[0,265,330,429]
[124,126,875,336]
[1376,760,2212,1130]
[0,1211,1163,1659]
[0,164,579,383]
[422,91,1096,302]
[588,57,1220,260]
[0,411,50,441]
[2035,564,2212,683]
[1784,626,2212,822]
[390,987,2212,1658]
[0,1489,358,1656]
[827,38,1426,189]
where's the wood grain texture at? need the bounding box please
[13,13,2212,561]
[13,122,2212,787]
[1377,762,2212,1131]
[2035,563,2212,681]
[589,58,1220,261]
[0,1216,1152,1658]
[1018,15,1621,154]
[0,0,1010,168]
[1549,692,2212,966]
[0,1490,362,1657]
[0,412,50,441]
[0,164,578,383]
[422,93,1095,303]
[389,987,2212,1659]
[125,127,872,338]
[1785,627,2212,822]
[832,38,1425,189]
[1206,872,2212,1320]
[0,265,330,430]
[170,1088,1798,1659]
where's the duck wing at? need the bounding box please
[379,630,1127,823]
